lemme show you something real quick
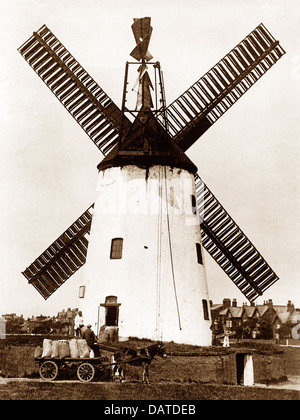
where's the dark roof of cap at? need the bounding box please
[97,108,197,174]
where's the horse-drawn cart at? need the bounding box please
[36,356,111,382]
[35,341,167,383]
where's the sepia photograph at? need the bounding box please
[0,0,299,403]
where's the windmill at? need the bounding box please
[18,18,285,345]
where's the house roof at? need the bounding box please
[210,304,224,311]
[212,300,299,325]
[255,305,270,317]
[274,308,293,323]
[218,308,229,316]
[243,306,257,318]
[229,307,243,318]
[273,305,289,315]
[218,307,243,318]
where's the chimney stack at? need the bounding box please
[232,299,237,307]
[223,298,231,309]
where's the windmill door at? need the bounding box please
[236,353,254,386]
[98,296,121,342]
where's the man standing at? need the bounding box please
[82,324,100,357]
[74,311,84,337]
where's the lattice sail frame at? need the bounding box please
[195,176,278,301]
[18,25,131,155]
[19,22,284,301]
[164,23,285,151]
[22,206,94,300]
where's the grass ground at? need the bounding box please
[282,346,300,376]
[0,379,299,400]
[1,336,299,400]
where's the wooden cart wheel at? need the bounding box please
[39,360,58,381]
[77,362,95,382]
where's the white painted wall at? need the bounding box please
[80,164,212,346]
[243,354,254,386]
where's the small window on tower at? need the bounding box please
[110,238,123,259]
[202,299,210,320]
[191,194,197,215]
[78,286,86,298]
[196,243,203,265]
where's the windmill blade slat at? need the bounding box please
[40,272,60,291]
[22,205,94,300]
[249,264,269,280]
[234,243,254,261]
[51,74,70,91]
[196,175,279,301]
[60,255,77,272]
[229,237,249,255]
[184,90,204,113]
[72,240,88,260]
[32,53,54,70]
[54,78,75,96]
[51,262,68,282]
[36,58,57,76]
[18,25,131,155]
[47,68,65,85]
[42,63,61,81]
[76,105,96,124]
[164,23,285,152]
[191,85,210,106]
[68,244,85,265]
[207,72,224,93]
[47,268,66,287]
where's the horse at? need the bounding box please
[112,342,167,384]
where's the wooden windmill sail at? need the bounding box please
[19,19,284,320]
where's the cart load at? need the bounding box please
[38,338,91,359]
[35,338,110,382]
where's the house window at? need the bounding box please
[78,286,86,298]
[202,299,210,320]
[196,243,203,265]
[110,238,123,259]
[191,194,197,215]
[226,320,232,328]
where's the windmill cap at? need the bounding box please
[97,109,197,174]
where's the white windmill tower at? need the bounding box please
[19,18,285,346]
[80,18,211,345]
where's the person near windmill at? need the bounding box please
[82,324,100,357]
[74,310,84,337]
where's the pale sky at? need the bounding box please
[0,0,299,319]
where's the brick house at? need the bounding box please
[210,298,299,340]
[57,308,78,335]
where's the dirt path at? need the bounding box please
[0,381,299,400]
